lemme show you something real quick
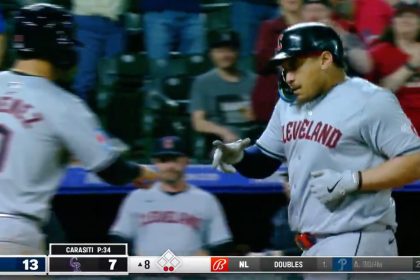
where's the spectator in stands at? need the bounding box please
[367,1,420,133]
[251,0,302,125]
[139,0,205,97]
[354,0,398,45]
[0,8,6,69]
[302,0,372,76]
[231,0,278,57]
[140,0,205,60]
[72,0,127,103]
[330,0,354,20]
[109,136,233,256]
[190,30,257,145]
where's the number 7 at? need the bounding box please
[109,259,117,270]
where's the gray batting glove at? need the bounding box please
[309,169,360,204]
[212,138,251,173]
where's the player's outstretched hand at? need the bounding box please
[132,165,159,189]
[309,169,360,204]
[212,138,251,173]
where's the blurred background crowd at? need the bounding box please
[0,0,419,164]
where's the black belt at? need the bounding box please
[295,225,394,251]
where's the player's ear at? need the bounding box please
[320,51,333,70]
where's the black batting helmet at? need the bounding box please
[13,3,79,70]
[272,22,344,65]
[272,22,345,103]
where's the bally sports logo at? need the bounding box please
[211,257,229,272]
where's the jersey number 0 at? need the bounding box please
[0,124,11,172]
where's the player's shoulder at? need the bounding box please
[124,185,159,202]
[342,77,391,97]
[344,77,398,107]
[45,84,93,117]
[0,71,82,104]
[186,185,220,203]
[47,85,85,106]
[130,183,162,196]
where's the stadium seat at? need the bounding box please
[162,74,192,102]
[104,87,154,161]
[150,53,212,78]
[149,52,189,79]
[98,52,149,88]
[186,55,212,76]
[151,74,196,156]
[123,12,142,31]
[202,2,231,31]
[124,12,145,53]
[97,53,153,159]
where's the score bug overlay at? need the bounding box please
[0,256,46,275]
[48,243,128,276]
[6,244,420,275]
[49,243,127,255]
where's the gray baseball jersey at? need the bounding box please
[0,71,119,222]
[257,77,420,234]
[110,183,232,256]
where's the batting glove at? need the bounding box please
[309,169,361,204]
[212,138,251,173]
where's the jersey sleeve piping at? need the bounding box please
[395,146,420,157]
[256,142,286,160]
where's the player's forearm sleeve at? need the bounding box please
[233,145,282,178]
[96,157,139,185]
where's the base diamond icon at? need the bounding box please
[157,249,182,272]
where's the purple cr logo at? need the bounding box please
[69,257,81,271]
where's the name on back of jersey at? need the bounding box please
[0,96,43,128]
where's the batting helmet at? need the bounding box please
[272,22,344,103]
[13,3,79,70]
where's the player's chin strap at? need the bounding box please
[278,88,296,104]
[278,79,297,104]
[277,71,297,104]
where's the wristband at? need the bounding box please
[357,171,363,190]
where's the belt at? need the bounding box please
[0,213,43,228]
[295,224,394,251]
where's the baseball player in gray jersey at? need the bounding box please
[212,22,420,261]
[0,4,157,255]
[110,136,232,256]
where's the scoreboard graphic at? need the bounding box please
[2,244,420,275]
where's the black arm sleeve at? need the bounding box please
[233,145,282,178]
[109,234,134,256]
[96,157,139,185]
